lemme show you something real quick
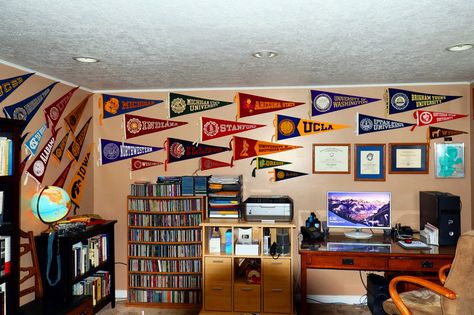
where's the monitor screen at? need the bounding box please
[327,191,391,229]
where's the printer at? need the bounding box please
[244,195,293,222]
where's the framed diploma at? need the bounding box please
[389,143,428,174]
[312,144,350,174]
[354,144,386,181]
[435,142,464,178]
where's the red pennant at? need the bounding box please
[19,154,31,175]
[52,159,74,188]
[236,92,305,118]
[25,133,56,185]
[125,114,187,139]
[131,158,163,171]
[232,136,302,161]
[200,157,232,171]
[44,87,79,135]
[412,110,468,130]
[201,116,265,141]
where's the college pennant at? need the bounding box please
[44,87,79,134]
[0,73,34,104]
[311,90,380,116]
[52,131,70,163]
[169,93,233,118]
[19,154,31,175]
[200,157,232,171]
[25,132,57,185]
[386,88,462,115]
[124,114,187,139]
[236,92,305,119]
[250,157,291,177]
[52,159,74,188]
[356,113,414,135]
[67,117,92,162]
[64,95,89,135]
[275,114,349,141]
[99,139,163,165]
[201,116,266,141]
[25,124,47,156]
[3,82,58,131]
[67,145,92,209]
[131,158,163,171]
[166,138,231,166]
[412,110,468,131]
[428,126,467,140]
[100,94,163,123]
[232,136,302,161]
[270,168,308,182]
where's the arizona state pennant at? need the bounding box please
[357,113,414,135]
[386,88,462,115]
[271,168,308,182]
[25,124,47,156]
[125,114,187,139]
[200,157,232,171]
[250,157,291,177]
[67,145,92,209]
[428,126,467,140]
[236,92,305,119]
[276,114,349,140]
[201,117,266,141]
[131,158,163,171]
[169,93,233,118]
[44,87,79,134]
[25,133,57,185]
[52,131,70,163]
[412,110,467,130]
[52,159,74,188]
[0,73,34,104]
[100,94,163,123]
[64,95,89,135]
[166,138,231,164]
[232,136,302,161]
[100,139,163,165]
[67,117,92,162]
[311,90,380,116]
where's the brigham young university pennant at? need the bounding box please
[386,88,462,115]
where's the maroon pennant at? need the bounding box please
[200,157,232,171]
[131,158,164,171]
[44,87,79,135]
[52,159,74,188]
[19,154,31,175]
[412,110,468,130]
[124,114,187,139]
[25,133,57,185]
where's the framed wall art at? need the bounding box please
[389,143,429,174]
[312,144,350,174]
[435,142,464,178]
[354,144,386,181]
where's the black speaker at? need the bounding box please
[367,274,389,315]
[419,191,461,246]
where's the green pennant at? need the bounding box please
[169,92,233,118]
[250,157,291,177]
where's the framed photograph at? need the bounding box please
[312,144,350,174]
[435,142,464,178]
[389,143,429,174]
[354,144,386,181]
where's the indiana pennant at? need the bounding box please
[357,113,414,135]
[232,136,302,161]
[52,131,70,163]
[44,86,79,134]
[25,132,57,185]
[67,145,92,209]
[250,157,291,177]
[25,124,47,156]
[125,114,187,139]
[0,73,34,104]
[428,126,467,140]
[167,137,231,164]
[67,117,92,162]
[201,116,266,141]
[236,92,305,119]
[386,88,462,115]
[271,168,308,182]
[100,94,163,123]
[275,114,349,140]
[412,110,468,131]
[52,159,74,188]
[64,95,89,135]
[200,157,232,171]
[131,158,163,171]
[19,154,31,175]
[311,90,380,116]
[169,93,233,118]
[3,82,58,131]
[100,139,163,165]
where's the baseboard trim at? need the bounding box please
[306,294,366,305]
[116,290,127,299]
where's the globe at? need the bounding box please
[31,186,72,224]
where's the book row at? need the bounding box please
[129,274,202,289]
[128,198,203,213]
[71,234,108,278]
[129,244,202,258]
[0,236,11,277]
[128,289,202,304]
[128,258,201,273]
[128,213,202,227]
[131,183,182,197]
[72,270,111,306]
[0,283,5,315]
[0,138,13,176]
[129,228,202,243]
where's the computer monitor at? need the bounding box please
[327,191,391,239]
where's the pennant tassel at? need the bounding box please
[252,167,257,177]
[99,95,103,125]
[250,157,256,165]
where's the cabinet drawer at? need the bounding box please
[204,283,232,311]
[234,283,261,312]
[263,259,291,313]
[205,257,232,282]
[310,255,387,270]
[388,257,451,272]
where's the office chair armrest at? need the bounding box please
[438,263,451,285]
[389,275,456,315]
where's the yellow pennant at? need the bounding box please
[67,144,92,209]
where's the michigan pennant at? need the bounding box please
[276,114,349,140]
[131,158,163,171]
[52,159,74,188]
[52,131,70,163]
[412,110,467,131]
[200,157,232,171]
[271,168,308,182]
[44,86,78,133]
[311,90,380,116]
[67,117,92,162]
[25,124,47,156]
[125,114,187,139]
[232,136,302,161]
[428,126,467,140]
[0,73,34,104]
[357,113,414,135]
[167,138,231,164]
[169,93,233,118]
[67,146,92,208]
[387,88,462,115]
[64,95,89,135]
[236,92,305,119]
[25,133,56,185]
[201,117,266,141]
[250,156,291,177]
[100,94,163,122]
[100,139,163,165]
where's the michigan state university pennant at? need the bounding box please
[3,82,58,131]
[169,93,233,118]
[25,133,57,185]
[124,114,187,139]
[428,126,467,140]
[52,131,70,163]
[250,156,291,177]
[271,168,308,182]
[0,73,34,104]
[67,117,92,162]
[52,159,74,188]
[67,145,92,209]
[386,88,462,115]
[64,95,89,135]
[25,124,47,156]
[131,158,163,171]
[200,157,232,171]
[166,138,231,166]
[100,139,163,165]
[44,86,79,134]
[236,92,305,119]
[201,116,266,141]
[276,114,349,140]
[232,136,302,161]
[100,94,163,123]
[357,113,414,135]
[412,110,468,130]
[311,90,380,116]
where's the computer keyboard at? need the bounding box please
[397,240,432,250]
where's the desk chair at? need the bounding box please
[383,230,474,315]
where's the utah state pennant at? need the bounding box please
[166,137,231,165]
[357,113,414,135]
[0,73,34,104]
[100,139,163,165]
[236,92,305,119]
[271,168,308,182]
[275,114,349,140]
[386,88,462,115]
[311,90,380,116]
[100,94,163,123]
[250,157,291,177]
[201,116,265,141]
[169,93,233,118]
[232,136,302,161]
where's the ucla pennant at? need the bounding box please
[276,114,349,140]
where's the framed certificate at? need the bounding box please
[312,144,350,174]
[389,143,428,174]
[354,144,386,181]
[435,142,464,178]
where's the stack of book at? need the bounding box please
[0,236,10,276]
[0,137,12,176]
[207,175,242,219]
[181,176,208,196]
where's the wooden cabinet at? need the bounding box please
[200,220,296,315]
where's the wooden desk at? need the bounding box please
[299,234,456,315]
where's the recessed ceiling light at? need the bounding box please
[73,56,100,63]
[446,44,473,52]
[252,50,278,58]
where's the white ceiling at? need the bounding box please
[1,0,473,92]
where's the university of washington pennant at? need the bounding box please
[19,154,31,175]
[236,92,305,119]
[100,139,162,165]
[64,95,89,135]
[169,93,233,118]
[100,94,163,122]
[250,156,291,177]
[52,159,74,188]
[357,113,414,135]
[131,158,163,171]
[25,133,56,185]
[311,90,380,116]
[232,136,302,161]
[25,124,47,156]
[0,73,34,104]
[201,116,266,141]
[44,86,79,134]
[271,168,308,182]
[428,126,467,140]
[200,157,232,171]
[52,131,70,163]
[67,117,92,162]
[124,114,187,139]
[67,146,92,208]
[412,110,468,131]
[386,88,462,115]
[276,114,349,140]
[166,138,231,164]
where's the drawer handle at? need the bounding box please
[211,286,223,290]
[241,287,253,291]
[422,261,434,268]
[271,261,283,265]
[271,288,283,292]
[342,258,354,265]
[212,260,224,263]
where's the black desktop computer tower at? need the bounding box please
[367,274,389,315]
[419,191,461,246]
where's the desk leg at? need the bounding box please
[300,254,308,315]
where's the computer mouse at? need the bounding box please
[403,238,413,244]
